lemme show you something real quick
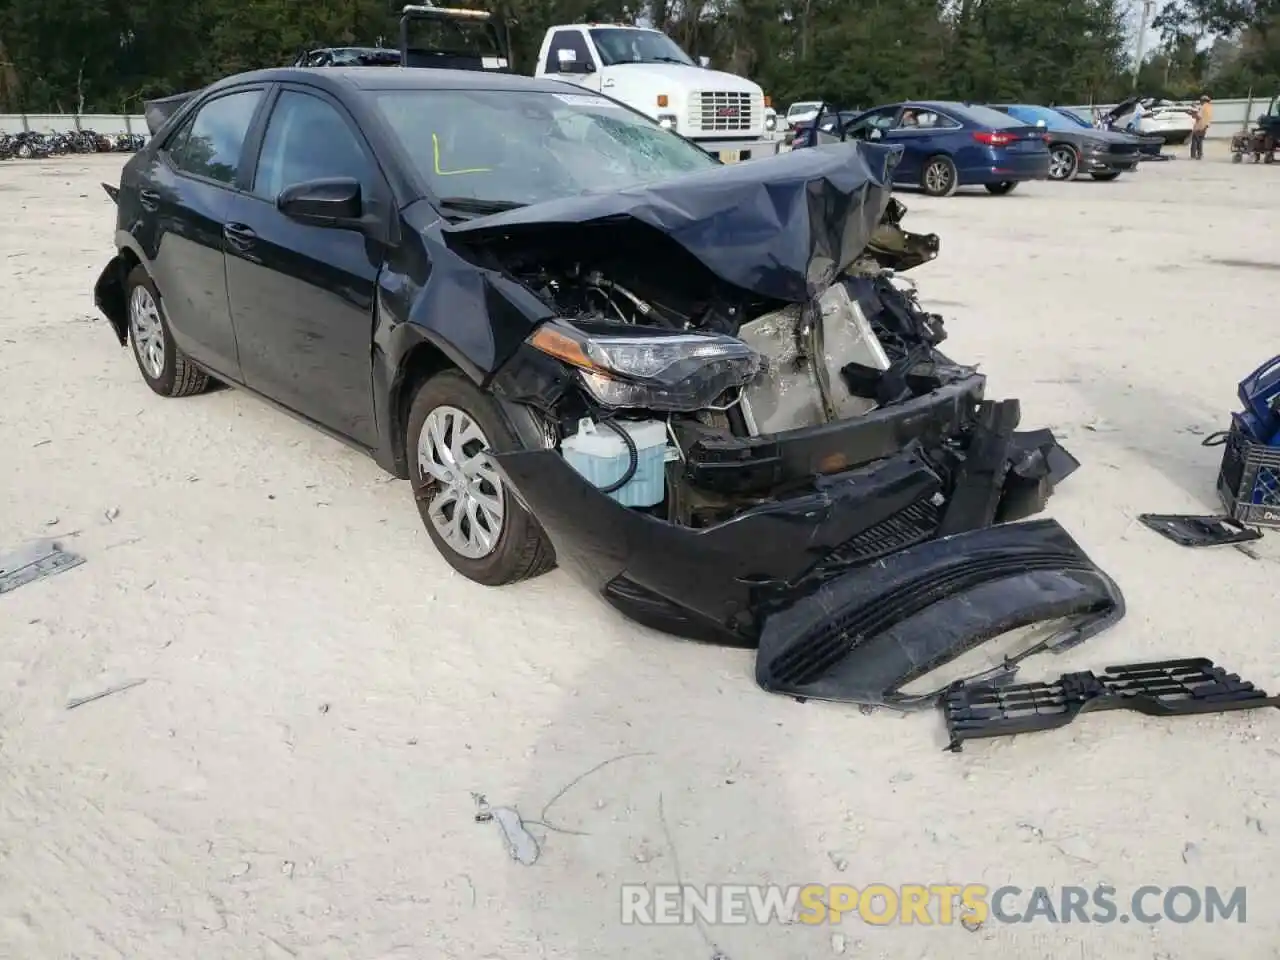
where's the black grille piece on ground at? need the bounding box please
[755,518,1125,706]
[943,659,1280,752]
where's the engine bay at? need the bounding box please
[483,201,1010,535]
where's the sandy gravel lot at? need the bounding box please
[2,144,1279,960]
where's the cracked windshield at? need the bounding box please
[376,88,715,208]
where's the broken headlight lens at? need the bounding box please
[527,320,761,412]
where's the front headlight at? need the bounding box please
[527,320,761,412]
[657,113,678,131]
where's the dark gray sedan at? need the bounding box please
[991,103,1142,181]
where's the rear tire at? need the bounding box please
[1090,172,1122,181]
[920,155,958,197]
[984,181,1018,195]
[124,265,210,398]
[407,370,555,586]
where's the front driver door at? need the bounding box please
[222,86,388,447]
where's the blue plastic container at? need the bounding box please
[1237,354,1280,439]
[560,418,668,508]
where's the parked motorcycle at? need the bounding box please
[8,131,52,159]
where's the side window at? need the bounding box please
[927,111,962,130]
[848,108,898,139]
[548,29,592,69]
[253,90,372,202]
[169,89,263,185]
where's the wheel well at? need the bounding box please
[390,341,456,477]
[99,248,143,344]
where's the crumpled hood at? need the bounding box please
[441,141,901,303]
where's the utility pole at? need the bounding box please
[1132,0,1154,89]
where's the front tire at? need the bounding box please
[1048,144,1079,181]
[984,181,1018,195]
[921,155,958,197]
[124,265,210,397]
[1090,172,1122,181]
[407,370,555,586]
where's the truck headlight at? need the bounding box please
[527,320,761,412]
[657,113,678,131]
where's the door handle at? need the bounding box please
[223,222,257,249]
[139,189,160,211]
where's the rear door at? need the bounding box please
[222,85,388,446]
[139,86,268,379]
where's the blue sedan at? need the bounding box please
[799,100,1051,197]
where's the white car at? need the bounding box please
[1107,97,1196,145]
[785,100,823,130]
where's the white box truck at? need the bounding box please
[395,6,778,163]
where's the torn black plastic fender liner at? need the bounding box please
[943,659,1280,752]
[1137,513,1262,547]
[755,519,1125,706]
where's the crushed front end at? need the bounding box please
[443,143,1123,703]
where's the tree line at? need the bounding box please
[0,0,1275,117]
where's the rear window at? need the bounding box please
[956,104,1029,128]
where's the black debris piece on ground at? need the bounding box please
[943,658,1280,752]
[1138,513,1262,548]
[0,540,85,596]
[65,678,147,710]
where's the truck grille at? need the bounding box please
[688,91,757,133]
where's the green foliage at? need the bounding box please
[0,0,1247,115]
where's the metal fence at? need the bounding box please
[1,95,1271,139]
[0,113,148,135]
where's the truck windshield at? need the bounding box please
[375,88,716,209]
[589,28,695,67]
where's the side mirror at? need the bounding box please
[698,55,710,68]
[869,128,884,141]
[278,177,364,228]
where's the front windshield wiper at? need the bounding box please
[436,196,527,216]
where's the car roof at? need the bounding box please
[205,66,576,96]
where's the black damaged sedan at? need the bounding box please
[95,66,1124,705]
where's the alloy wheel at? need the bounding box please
[417,405,506,560]
[1049,147,1076,180]
[129,285,166,379]
[924,160,952,195]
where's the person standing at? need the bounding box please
[1190,94,1212,159]
[1128,99,1145,133]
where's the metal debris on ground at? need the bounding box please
[65,678,147,710]
[473,794,539,865]
[0,539,85,596]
